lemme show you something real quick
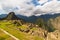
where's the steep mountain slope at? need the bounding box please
[36,18,55,32]
[45,16,60,40]
[3,12,21,20]
[49,16,60,31]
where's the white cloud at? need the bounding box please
[0,0,35,16]
[38,0,48,4]
[0,0,60,16]
[34,0,60,16]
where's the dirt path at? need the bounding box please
[0,28,19,40]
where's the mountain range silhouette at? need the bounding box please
[0,12,60,22]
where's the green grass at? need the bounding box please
[0,30,9,40]
[31,27,38,31]
[0,25,29,40]
[34,36,44,40]
[0,29,14,40]
[18,25,28,30]
[0,21,44,40]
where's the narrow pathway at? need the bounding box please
[0,28,19,40]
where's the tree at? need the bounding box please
[36,18,45,29]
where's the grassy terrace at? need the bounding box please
[0,29,15,40]
[0,21,44,40]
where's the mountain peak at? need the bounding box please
[4,12,20,20]
[8,12,15,16]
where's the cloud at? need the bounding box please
[34,0,60,16]
[0,3,7,14]
[0,0,34,15]
[38,0,48,4]
[0,0,60,16]
[42,0,60,13]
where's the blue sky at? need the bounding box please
[32,0,52,6]
[32,0,40,6]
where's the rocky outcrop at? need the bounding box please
[46,30,60,40]
[49,16,60,31]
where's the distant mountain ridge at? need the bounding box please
[15,13,60,22]
[0,13,60,22]
[0,14,7,18]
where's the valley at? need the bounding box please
[0,12,60,40]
